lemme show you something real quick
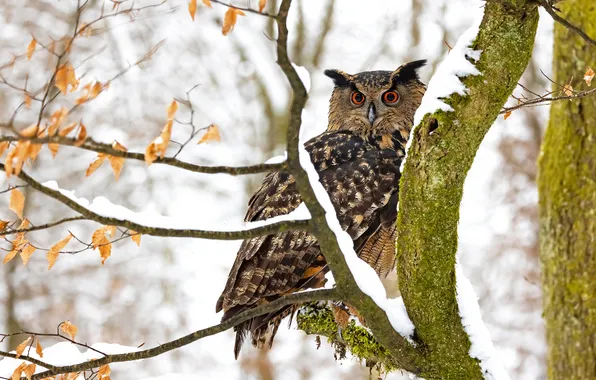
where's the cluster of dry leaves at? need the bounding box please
[1,188,141,269]
[188,0,267,35]
[9,321,110,380]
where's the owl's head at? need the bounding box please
[324,60,426,142]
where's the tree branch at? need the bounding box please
[538,0,596,48]
[0,135,286,175]
[274,0,424,373]
[0,289,339,380]
[1,163,310,240]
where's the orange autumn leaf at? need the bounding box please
[503,111,512,120]
[97,365,111,380]
[15,336,32,358]
[36,341,43,358]
[0,220,8,231]
[106,225,117,238]
[145,120,173,165]
[107,141,127,180]
[27,38,36,60]
[202,0,212,7]
[75,122,88,146]
[11,362,26,380]
[86,153,107,176]
[47,233,72,270]
[584,68,594,86]
[166,100,178,120]
[19,124,39,138]
[98,236,112,264]
[23,363,36,380]
[60,321,78,340]
[75,81,106,104]
[197,124,221,144]
[24,94,32,108]
[58,122,78,137]
[3,249,18,264]
[188,0,197,20]
[10,188,25,219]
[222,7,245,36]
[55,64,79,95]
[562,84,573,96]
[92,226,109,248]
[130,231,141,247]
[48,143,59,158]
[48,108,68,136]
[259,0,266,12]
[20,243,36,265]
[0,141,9,157]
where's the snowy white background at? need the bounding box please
[0,0,550,379]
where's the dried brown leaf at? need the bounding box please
[55,64,79,95]
[202,0,212,7]
[130,231,141,247]
[36,341,43,358]
[24,94,32,108]
[584,68,594,86]
[20,243,36,265]
[108,156,124,180]
[188,0,197,20]
[58,122,78,137]
[503,111,512,120]
[15,337,32,358]
[75,122,87,146]
[10,188,25,219]
[60,321,78,340]
[92,226,109,249]
[97,365,111,380]
[222,8,245,36]
[98,236,112,264]
[27,38,36,60]
[11,362,26,380]
[48,143,59,158]
[47,233,72,270]
[197,124,221,144]
[3,249,18,264]
[24,363,36,380]
[48,108,68,136]
[563,84,573,96]
[0,141,9,157]
[86,153,107,177]
[167,100,178,120]
[259,0,266,12]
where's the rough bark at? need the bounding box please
[299,1,539,379]
[395,0,538,378]
[538,1,596,379]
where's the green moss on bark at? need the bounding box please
[538,1,596,379]
[396,1,538,379]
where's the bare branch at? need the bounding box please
[501,87,596,114]
[0,289,339,380]
[1,216,87,235]
[0,163,309,240]
[538,0,596,48]
[210,0,276,18]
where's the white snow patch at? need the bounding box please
[401,14,483,172]
[0,341,140,378]
[264,151,287,164]
[41,181,310,232]
[456,261,510,380]
[292,64,311,93]
[297,141,414,340]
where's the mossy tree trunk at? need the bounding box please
[299,1,539,379]
[538,1,596,379]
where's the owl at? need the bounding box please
[216,60,427,358]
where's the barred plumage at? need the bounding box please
[216,60,427,358]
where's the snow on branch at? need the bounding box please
[456,261,509,380]
[1,163,310,241]
[298,143,415,340]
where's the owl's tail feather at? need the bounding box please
[224,304,296,359]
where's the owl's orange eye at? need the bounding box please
[382,90,399,104]
[351,91,365,105]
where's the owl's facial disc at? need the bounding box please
[367,103,376,125]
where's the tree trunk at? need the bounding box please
[538,2,596,379]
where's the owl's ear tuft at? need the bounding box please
[324,69,354,87]
[390,59,427,84]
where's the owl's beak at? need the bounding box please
[368,103,376,126]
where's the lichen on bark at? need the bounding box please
[538,1,596,379]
